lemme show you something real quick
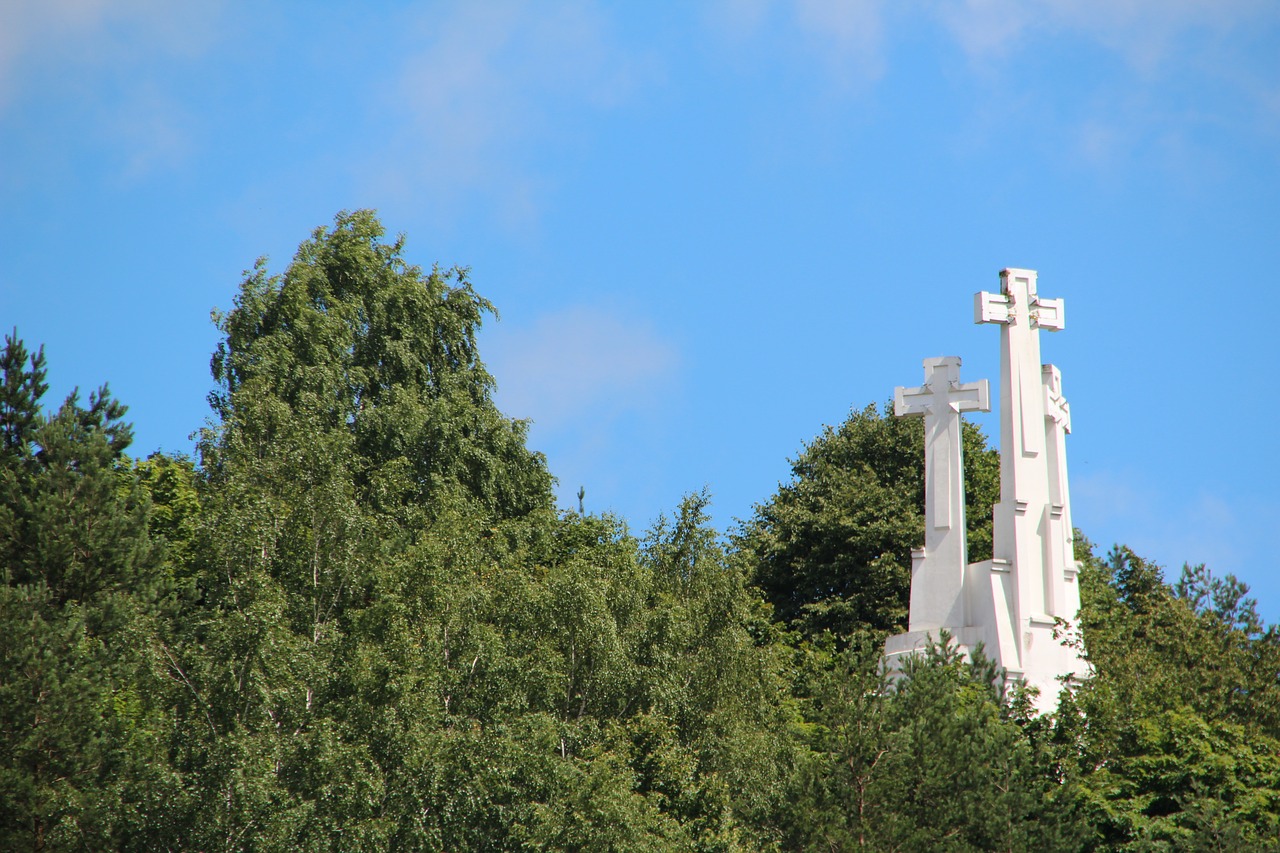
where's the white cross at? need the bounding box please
[895,356,990,632]
[976,290,1065,330]
[895,357,990,532]
[974,269,1063,457]
[975,269,1065,631]
[1043,364,1071,436]
[1042,363,1079,616]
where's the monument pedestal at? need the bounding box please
[884,564,1084,707]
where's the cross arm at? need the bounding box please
[948,378,991,414]
[1033,297,1065,331]
[975,290,1011,324]
[894,384,930,417]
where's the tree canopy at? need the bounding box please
[737,402,999,640]
[2,211,1275,850]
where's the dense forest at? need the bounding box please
[3,211,1278,851]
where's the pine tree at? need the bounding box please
[0,332,176,850]
[1059,547,1280,849]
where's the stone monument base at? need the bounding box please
[882,616,1088,712]
[882,628,990,673]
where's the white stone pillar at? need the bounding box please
[894,357,990,632]
[974,268,1063,665]
[1042,364,1081,618]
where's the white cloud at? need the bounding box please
[932,0,1031,60]
[705,0,774,41]
[1262,84,1280,122]
[367,0,653,228]
[927,0,1280,180]
[1042,0,1270,72]
[705,0,887,87]
[485,305,679,430]
[108,87,194,183]
[795,0,887,84]
[704,0,1275,102]
[0,0,106,104]
[0,0,221,111]
[0,0,221,186]
[1073,118,1129,168]
[706,0,1273,91]
[484,303,682,519]
[934,0,1274,71]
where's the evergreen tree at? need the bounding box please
[785,634,1088,851]
[0,332,177,850]
[1049,546,1280,850]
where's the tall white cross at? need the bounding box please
[895,356,990,631]
[1042,364,1080,618]
[975,268,1063,628]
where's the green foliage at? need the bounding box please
[738,401,999,640]
[6,215,1278,850]
[160,211,564,846]
[869,640,1086,852]
[2,387,153,604]
[134,452,201,580]
[1058,547,1280,850]
[0,333,178,850]
[0,332,48,464]
[205,208,552,523]
[151,212,799,849]
[782,632,892,850]
[784,633,1088,851]
[1174,561,1264,636]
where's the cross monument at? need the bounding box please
[894,357,990,631]
[884,268,1088,713]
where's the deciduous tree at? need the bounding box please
[737,402,999,640]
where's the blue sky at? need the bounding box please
[3,1,1279,620]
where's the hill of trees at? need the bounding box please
[3,211,1278,851]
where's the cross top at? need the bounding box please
[974,268,1065,331]
[894,356,990,418]
[975,269,1065,458]
[1043,364,1071,432]
[895,356,990,538]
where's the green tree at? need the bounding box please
[1057,547,1280,850]
[161,211,805,849]
[785,634,1088,851]
[133,452,201,582]
[0,333,179,850]
[205,209,552,523]
[738,402,999,640]
[782,632,892,850]
[866,639,1087,852]
[0,332,47,464]
[633,494,798,847]
[161,210,562,848]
